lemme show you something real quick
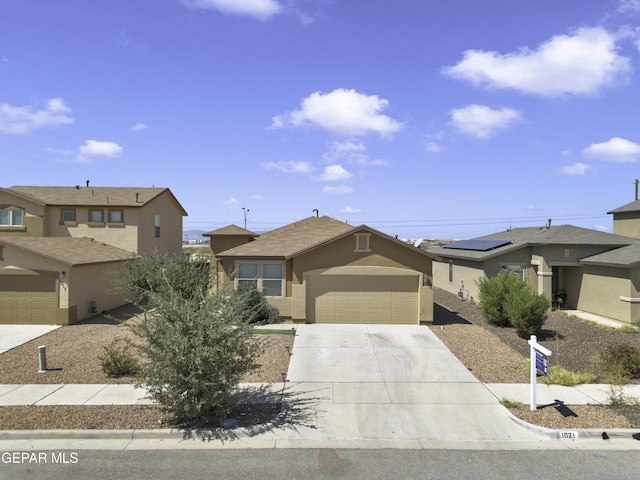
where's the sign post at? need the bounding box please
[528,335,552,411]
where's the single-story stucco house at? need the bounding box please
[204,215,437,324]
[0,185,187,324]
[429,198,640,325]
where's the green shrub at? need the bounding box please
[476,271,523,327]
[504,286,550,338]
[131,288,263,423]
[100,338,139,377]
[233,286,279,324]
[597,343,640,384]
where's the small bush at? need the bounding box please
[504,286,550,338]
[233,287,279,324]
[476,271,523,327]
[597,343,640,384]
[100,338,139,377]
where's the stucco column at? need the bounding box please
[532,254,553,298]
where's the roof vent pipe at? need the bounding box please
[635,179,639,201]
[136,192,139,203]
[86,180,90,187]
[312,209,318,218]
[547,218,552,228]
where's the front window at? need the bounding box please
[154,214,161,238]
[448,261,453,283]
[236,261,284,297]
[501,264,524,280]
[0,207,23,226]
[237,262,258,290]
[262,263,283,296]
[89,209,104,223]
[108,209,123,223]
[61,209,76,223]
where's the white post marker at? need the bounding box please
[528,335,551,411]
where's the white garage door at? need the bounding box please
[307,274,418,324]
[0,275,58,324]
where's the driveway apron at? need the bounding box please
[277,324,547,444]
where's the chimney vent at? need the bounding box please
[136,192,139,203]
[86,180,90,187]
[547,218,552,228]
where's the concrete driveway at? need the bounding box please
[0,325,60,354]
[273,324,550,446]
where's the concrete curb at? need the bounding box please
[503,408,640,441]
[0,404,288,442]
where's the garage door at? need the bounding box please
[307,274,418,324]
[0,275,58,324]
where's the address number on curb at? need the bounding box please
[558,431,578,441]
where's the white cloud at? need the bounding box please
[339,206,361,214]
[271,88,404,137]
[252,194,264,201]
[594,224,609,232]
[319,164,353,181]
[221,197,238,205]
[0,97,74,134]
[183,0,282,20]
[442,27,631,97]
[130,123,149,132]
[560,162,592,176]
[449,104,521,139]
[322,185,353,195]
[322,140,387,166]
[260,161,314,173]
[527,204,536,210]
[582,137,640,162]
[425,141,445,153]
[76,140,123,163]
[618,0,640,13]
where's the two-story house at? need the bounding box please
[0,184,187,325]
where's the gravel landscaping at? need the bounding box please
[1,292,639,431]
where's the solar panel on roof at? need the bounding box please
[442,239,512,251]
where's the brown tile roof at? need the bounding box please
[217,216,353,258]
[6,186,187,214]
[0,237,133,266]
[203,224,257,236]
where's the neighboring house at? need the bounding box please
[0,185,187,324]
[204,216,436,325]
[429,200,640,325]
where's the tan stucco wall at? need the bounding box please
[0,191,45,237]
[433,258,486,301]
[67,262,128,322]
[612,213,640,238]
[136,194,184,254]
[47,206,139,252]
[292,232,432,283]
[44,192,183,254]
[577,265,632,323]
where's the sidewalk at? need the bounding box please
[1,382,639,407]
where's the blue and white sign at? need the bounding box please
[535,349,549,376]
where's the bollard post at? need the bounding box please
[38,345,47,373]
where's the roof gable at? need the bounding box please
[203,224,257,236]
[0,236,133,266]
[216,216,436,260]
[607,200,640,214]
[6,186,187,215]
[217,216,353,258]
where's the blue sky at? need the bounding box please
[3,0,640,239]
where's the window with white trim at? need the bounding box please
[154,214,161,238]
[236,261,284,297]
[0,207,23,226]
[354,233,371,252]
